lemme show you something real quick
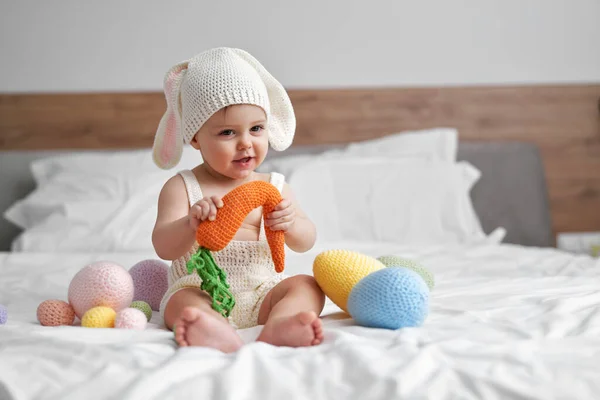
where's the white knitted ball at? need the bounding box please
[68,261,134,319]
[115,308,147,330]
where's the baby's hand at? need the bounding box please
[265,198,295,232]
[188,196,224,230]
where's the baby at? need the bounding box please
[151,47,325,352]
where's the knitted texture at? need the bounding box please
[195,180,285,273]
[0,304,7,325]
[130,301,152,322]
[115,308,147,330]
[153,47,296,169]
[377,255,435,290]
[160,171,287,329]
[68,261,134,319]
[37,300,75,327]
[129,259,169,311]
[81,306,116,328]
[347,267,429,329]
[313,250,385,313]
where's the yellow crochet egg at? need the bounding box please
[313,250,385,313]
[81,306,116,328]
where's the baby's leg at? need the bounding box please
[256,274,326,347]
[164,288,243,353]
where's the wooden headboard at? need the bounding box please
[1,84,599,237]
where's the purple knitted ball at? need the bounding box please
[0,304,7,325]
[129,259,169,311]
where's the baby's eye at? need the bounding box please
[219,129,235,136]
[250,125,264,132]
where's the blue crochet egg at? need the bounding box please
[347,267,429,330]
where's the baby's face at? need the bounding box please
[192,104,269,180]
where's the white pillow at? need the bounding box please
[341,127,457,161]
[30,145,203,185]
[5,173,124,229]
[4,146,203,230]
[10,178,163,252]
[4,147,198,250]
[289,157,490,245]
[259,127,458,178]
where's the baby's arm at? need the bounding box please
[265,183,316,253]
[152,175,222,260]
[152,176,195,260]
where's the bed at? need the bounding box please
[1,85,600,400]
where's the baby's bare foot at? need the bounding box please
[257,311,324,347]
[173,306,243,353]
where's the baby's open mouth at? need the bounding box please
[234,157,252,163]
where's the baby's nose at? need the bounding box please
[237,137,252,150]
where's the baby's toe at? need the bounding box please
[311,318,323,332]
[174,320,188,346]
[297,311,317,326]
[312,318,324,345]
[311,332,323,346]
[181,306,202,323]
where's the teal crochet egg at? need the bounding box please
[377,255,435,290]
[130,301,152,322]
[348,267,429,330]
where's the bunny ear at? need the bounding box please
[230,49,296,151]
[152,61,189,169]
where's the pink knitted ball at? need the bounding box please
[68,261,134,319]
[115,308,147,330]
[129,259,169,311]
[37,300,75,326]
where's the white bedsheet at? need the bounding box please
[1,242,599,400]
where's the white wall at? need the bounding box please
[1,0,599,93]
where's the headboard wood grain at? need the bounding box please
[1,84,599,237]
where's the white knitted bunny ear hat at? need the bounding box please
[152,47,296,169]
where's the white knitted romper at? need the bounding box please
[159,170,287,329]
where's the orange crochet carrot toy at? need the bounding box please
[186,180,285,318]
[196,180,286,272]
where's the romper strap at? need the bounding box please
[178,169,204,207]
[259,172,286,241]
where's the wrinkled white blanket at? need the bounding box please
[1,241,599,400]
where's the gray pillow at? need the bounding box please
[457,142,553,248]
